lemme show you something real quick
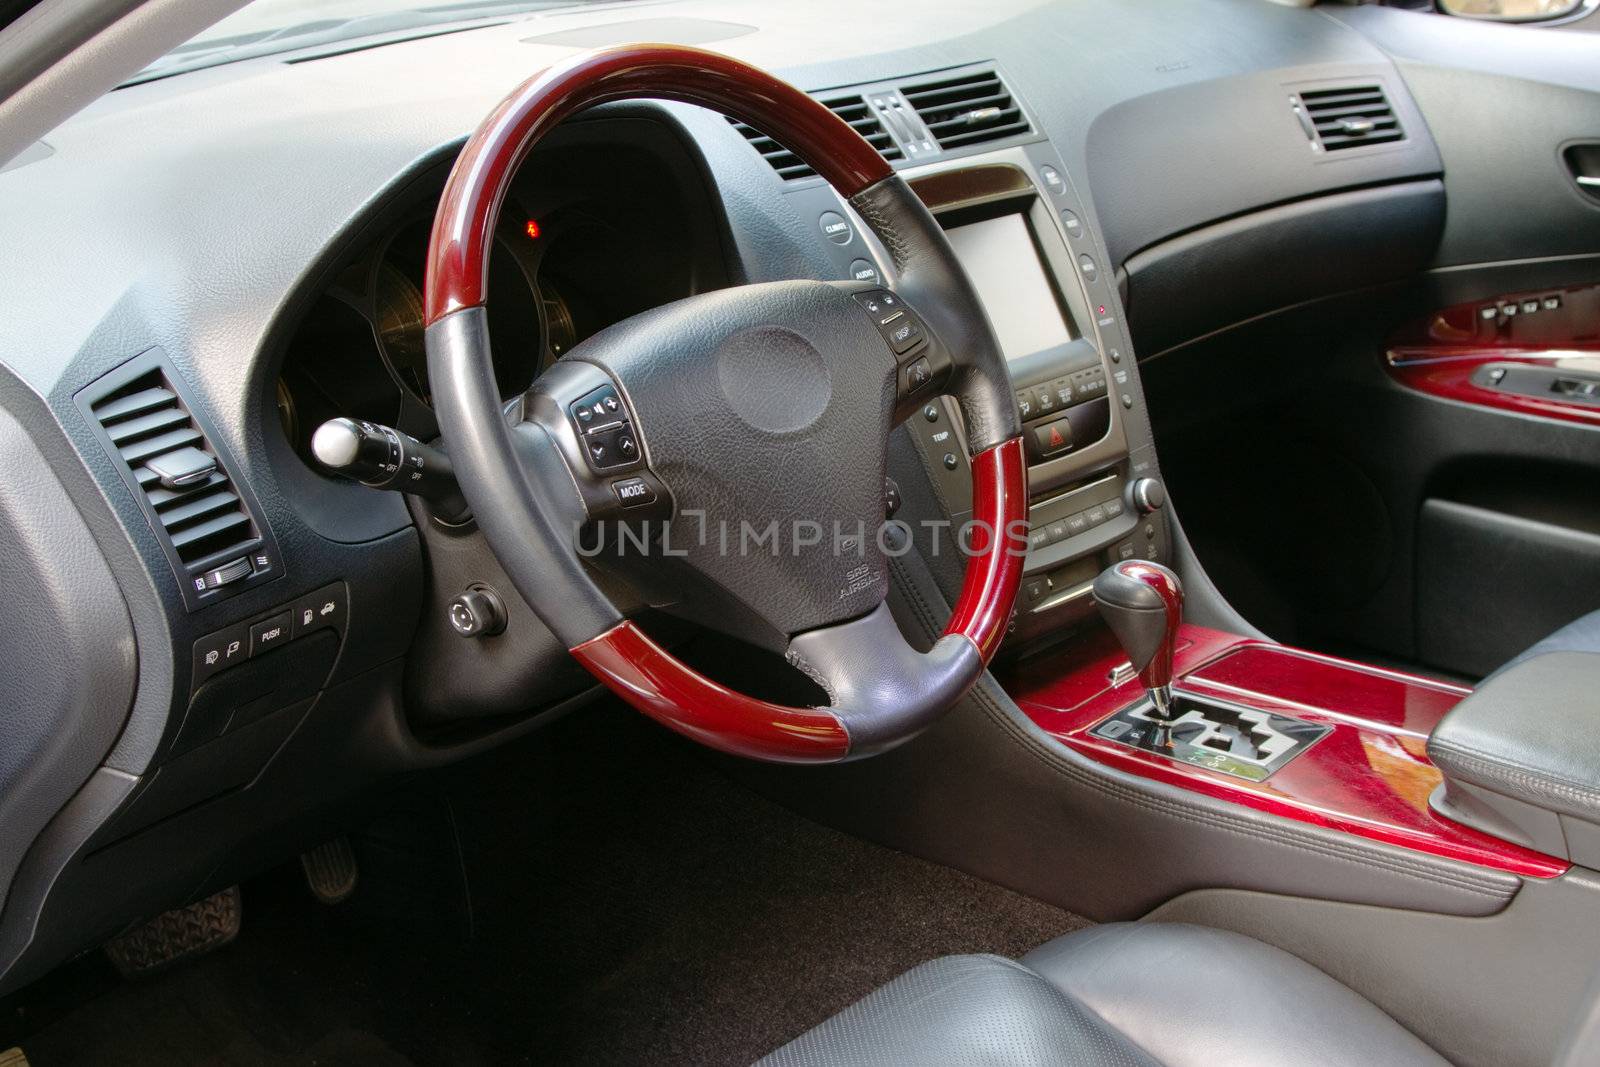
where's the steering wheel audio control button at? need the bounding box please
[571,384,623,430]
[583,422,641,472]
[611,477,656,508]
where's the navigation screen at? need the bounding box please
[944,213,1074,362]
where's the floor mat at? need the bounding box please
[5,701,1087,1066]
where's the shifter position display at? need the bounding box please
[1090,559,1329,781]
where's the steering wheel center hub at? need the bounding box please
[716,325,830,433]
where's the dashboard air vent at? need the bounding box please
[1293,85,1403,152]
[90,370,256,565]
[731,95,903,181]
[77,351,280,610]
[901,69,1031,151]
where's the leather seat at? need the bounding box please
[1488,609,1600,683]
[759,923,1447,1066]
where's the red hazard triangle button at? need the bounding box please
[1031,418,1073,458]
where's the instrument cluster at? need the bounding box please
[276,128,726,465]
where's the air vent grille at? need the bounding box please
[1295,85,1403,152]
[731,95,902,181]
[89,370,257,568]
[902,70,1031,151]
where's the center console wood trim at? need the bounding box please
[999,626,1569,878]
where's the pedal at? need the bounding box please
[300,836,358,905]
[1,1048,33,1067]
[103,885,240,978]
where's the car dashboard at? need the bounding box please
[1,0,1595,999]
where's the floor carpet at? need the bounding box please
[3,701,1087,1066]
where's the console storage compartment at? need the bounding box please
[1428,651,1600,866]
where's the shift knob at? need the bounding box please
[1093,560,1184,716]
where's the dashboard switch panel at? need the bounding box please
[190,582,347,695]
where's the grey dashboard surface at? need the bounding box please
[1327,5,1600,268]
[0,0,1433,400]
[0,0,1558,769]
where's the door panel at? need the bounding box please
[1136,8,1600,677]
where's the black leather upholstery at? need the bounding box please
[759,923,1448,1066]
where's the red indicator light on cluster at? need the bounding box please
[524,219,541,240]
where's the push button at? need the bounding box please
[848,259,879,284]
[901,357,934,396]
[584,423,640,472]
[882,313,926,356]
[291,584,346,638]
[1029,417,1073,459]
[819,211,853,245]
[1035,384,1057,414]
[854,290,902,318]
[1049,377,1074,408]
[250,611,292,656]
[611,477,656,508]
[571,384,623,428]
[192,622,249,686]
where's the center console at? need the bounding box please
[809,147,1170,642]
[912,157,1169,642]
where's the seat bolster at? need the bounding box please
[757,953,1159,1067]
[1488,608,1600,684]
[1022,923,1449,1067]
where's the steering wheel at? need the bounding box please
[423,44,1026,763]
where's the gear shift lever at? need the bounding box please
[1092,560,1184,719]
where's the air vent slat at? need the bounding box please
[93,385,178,424]
[1310,103,1395,122]
[167,511,252,553]
[902,69,1031,152]
[84,364,263,574]
[118,426,204,465]
[731,93,901,181]
[159,488,242,529]
[1296,83,1404,153]
[902,78,1003,107]
[106,406,191,444]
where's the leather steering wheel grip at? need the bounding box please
[424,43,1028,763]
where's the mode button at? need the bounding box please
[611,477,656,509]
